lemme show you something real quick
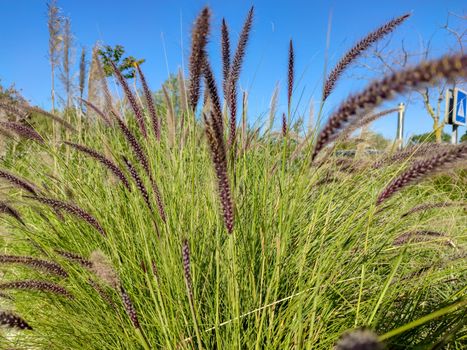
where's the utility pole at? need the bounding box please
[396,102,405,150]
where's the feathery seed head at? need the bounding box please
[25,196,107,237]
[110,61,147,138]
[288,39,294,109]
[313,54,467,161]
[0,255,68,277]
[189,7,211,111]
[335,329,382,350]
[120,286,140,328]
[0,280,74,299]
[323,13,411,100]
[90,250,119,289]
[64,142,131,191]
[0,311,33,330]
[0,121,44,143]
[377,144,467,205]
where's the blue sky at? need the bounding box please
[0,0,465,140]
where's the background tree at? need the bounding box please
[47,0,62,113]
[98,45,145,79]
[459,131,467,143]
[408,131,451,145]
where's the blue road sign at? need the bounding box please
[453,88,466,126]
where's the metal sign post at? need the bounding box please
[396,102,405,150]
[445,88,466,144]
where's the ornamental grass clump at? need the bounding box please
[0,6,465,350]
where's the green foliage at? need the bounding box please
[408,131,451,144]
[98,44,145,79]
[460,130,467,143]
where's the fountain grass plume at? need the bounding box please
[24,196,107,237]
[221,18,231,98]
[113,113,151,177]
[0,202,25,226]
[204,111,234,233]
[227,6,254,146]
[0,169,38,195]
[63,141,131,191]
[55,249,92,268]
[110,61,147,138]
[25,105,77,132]
[0,255,68,277]
[323,13,411,101]
[0,121,44,143]
[401,201,465,218]
[81,98,112,125]
[136,64,160,140]
[288,39,294,110]
[0,280,74,299]
[203,57,224,132]
[0,311,33,330]
[188,7,210,111]
[122,156,152,212]
[335,329,382,350]
[313,54,467,161]
[90,250,119,289]
[377,144,467,205]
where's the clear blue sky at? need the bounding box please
[0,0,465,140]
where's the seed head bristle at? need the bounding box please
[372,143,443,169]
[288,39,294,109]
[282,113,287,137]
[0,121,44,143]
[377,144,467,205]
[80,98,112,125]
[120,286,140,329]
[25,196,107,237]
[113,115,151,177]
[203,57,224,133]
[336,329,382,350]
[313,54,467,161]
[323,13,411,101]
[122,156,152,212]
[0,311,33,330]
[401,201,465,218]
[188,7,211,111]
[393,230,452,246]
[64,142,131,191]
[204,112,234,233]
[149,178,166,223]
[0,280,74,299]
[0,202,25,226]
[88,279,116,310]
[182,239,193,302]
[342,108,400,141]
[227,6,254,146]
[110,61,147,138]
[0,255,68,277]
[136,64,160,140]
[90,250,119,289]
[221,18,231,97]
[55,249,93,268]
[24,106,77,132]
